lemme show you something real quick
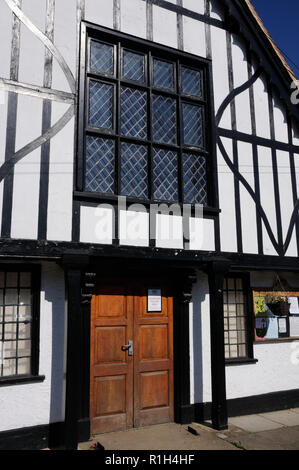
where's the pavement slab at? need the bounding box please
[259,409,299,427]
[224,426,299,451]
[228,414,284,432]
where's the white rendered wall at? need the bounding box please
[0,262,66,432]
[190,271,212,404]
[217,137,238,253]
[46,104,74,242]
[258,146,279,256]
[11,94,42,240]
[238,141,258,254]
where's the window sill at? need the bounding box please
[254,337,299,344]
[0,375,45,387]
[73,191,221,216]
[225,358,258,366]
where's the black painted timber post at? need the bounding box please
[174,270,197,424]
[62,253,90,450]
[208,260,230,430]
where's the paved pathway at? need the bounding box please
[79,408,299,451]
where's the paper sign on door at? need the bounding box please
[147,288,162,312]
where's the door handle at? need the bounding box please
[121,340,133,356]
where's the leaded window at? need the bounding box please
[0,266,40,380]
[223,275,253,361]
[79,29,211,205]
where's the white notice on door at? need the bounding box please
[289,297,299,315]
[147,288,162,312]
[278,317,287,334]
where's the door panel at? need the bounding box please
[90,284,133,434]
[134,286,174,428]
[90,279,173,434]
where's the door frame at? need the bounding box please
[76,259,195,441]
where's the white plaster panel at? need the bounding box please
[0,89,8,165]
[273,94,288,143]
[11,148,41,240]
[238,141,258,254]
[258,145,278,256]
[183,0,205,14]
[183,16,206,58]
[51,0,77,93]
[183,0,205,15]
[253,72,271,139]
[153,5,177,49]
[0,262,66,431]
[210,0,225,21]
[277,150,297,257]
[190,272,212,404]
[226,341,299,399]
[231,34,252,134]
[0,0,12,79]
[80,204,114,244]
[52,0,77,75]
[46,102,74,242]
[217,137,238,253]
[18,0,47,87]
[210,26,231,129]
[155,213,183,249]
[0,89,8,234]
[121,0,147,39]
[189,217,215,252]
[119,209,149,247]
[11,94,43,240]
[85,0,114,28]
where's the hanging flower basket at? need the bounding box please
[267,298,290,317]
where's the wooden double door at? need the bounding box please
[90,278,174,434]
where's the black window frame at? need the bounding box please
[0,264,44,387]
[223,272,257,365]
[76,22,218,213]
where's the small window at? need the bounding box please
[78,28,211,206]
[0,266,40,380]
[223,275,253,361]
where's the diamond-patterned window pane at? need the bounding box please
[85,136,114,193]
[181,66,202,97]
[153,148,178,201]
[122,50,145,83]
[153,59,175,91]
[89,81,114,129]
[183,153,207,204]
[121,143,148,198]
[152,95,177,144]
[90,41,114,75]
[120,87,147,139]
[182,103,204,148]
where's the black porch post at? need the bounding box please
[62,253,90,450]
[174,270,197,424]
[208,260,230,430]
